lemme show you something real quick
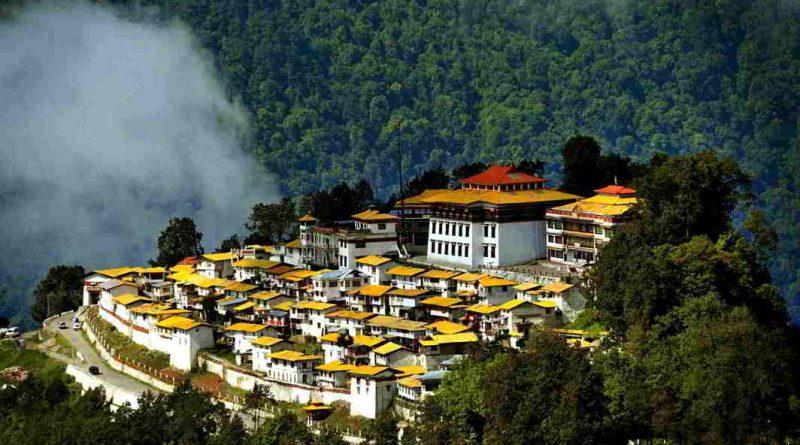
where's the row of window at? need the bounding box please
[433,241,470,257]
[431,221,470,237]
[482,243,497,258]
[548,249,595,262]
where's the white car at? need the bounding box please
[72,321,82,330]
[4,327,20,338]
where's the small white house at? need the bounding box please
[387,266,426,290]
[251,336,293,373]
[264,350,322,385]
[310,269,368,303]
[223,323,277,353]
[197,253,236,278]
[370,342,416,367]
[155,316,215,370]
[349,366,400,419]
[354,256,397,285]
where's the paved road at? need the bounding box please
[42,311,156,395]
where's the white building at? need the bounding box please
[232,258,280,282]
[223,323,276,354]
[251,336,293,373]
[338,210,400,269]
[545,185,638,266]
[344,284,394,314]
[349,366,399,419]
[154,316,215,370]
[197,253,236,278]
[418,269,460,296]
[386,288,434,318]
[310,268,368,303]
[387,266,426,289]
[423,165,579,267]
[264,350,321,385]
[354,255,397,285]
[290,301,339,338]
[370,342,416,367]
[324,310,377,336]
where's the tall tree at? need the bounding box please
[560,135,603,197]
[152,217,204,267]
[364,408,399,445]
[30,265,85,323]
[245,198,296,245]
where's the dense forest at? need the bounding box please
[105,0,799,315]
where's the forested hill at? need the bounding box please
[115,0,799,311]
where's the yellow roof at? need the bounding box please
[348,284,394,297]
[373,342,404,355]
[224,282,259,292]
[302,402,333,412]
[316,360,356,372]
[513,282,543,291]
[497,299,530,310]
[453,273,486,282]
[349,365,390,376]
[156,316,206,331]
[567,338,596,349]
[279,269,327,281]
[272,301,294,311]
[550,194,637,217]
[354,335,385,347]
[420,296,463,308]
[465,304,501,315]
[421,188,580,206]
[551,328,610,337]
[94,267,138,278]
[251,336,285,347]
[137,267,166,274]
[319,332,343,343]
[129,304,191,316]
[111,294,153,306]
[169,264,195,273]
[419,269,461,280]
[425,320,470,334]
[387,288,432,298]
[284,239,302,249]
[224,323,270,333]
[367,315,428,331]
[355,255,393,267]
[293,301,337,311]
[533,300,558,308]
[351,209,399,222]
[479,276,517,287]
[387,266,426,277]
[202,252,235,262]
[268,350,321,362]
[234,301,256,311]
[419,332,479,346]
[325,310,376,321]
[397,376,422,389]
[249,291,287,301]
[394,189,450,207]
[542,282,576,293]
[232,258,279,269]
[455,290,477,298]
[297,214,318,222]
[394,365,426,376]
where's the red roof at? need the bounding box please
[594,185,636,195]
[460,165,547,186]
[177,256,199,266]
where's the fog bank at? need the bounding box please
[0,1,278,322]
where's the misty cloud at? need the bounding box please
[0,1,278,320]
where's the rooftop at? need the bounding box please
[460,165,547,186]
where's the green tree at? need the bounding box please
[245,198,296,245]
[152,217,204,267]
[30,264,85,323]
[216,234,242,253]
[363,408,399,445]
[250,409,313,445]
[313,424,347,445]
[244,383,274,432]
[560,135,602,197]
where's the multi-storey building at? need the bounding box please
[298,211,400,269]
[392,189,449,255]
[423,165,580,267]
[545,185,637,266]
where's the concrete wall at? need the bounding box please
[66,364,141,408]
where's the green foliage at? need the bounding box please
[249,409,313,445]
[245,198,297,245]
[216,234,242,253]
[363,408,399,445]
[30,264,85,323]
[152,216,204,267]
[299,181,374,222]
[560,135,644,197]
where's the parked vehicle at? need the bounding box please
[88,365,100,375]
[58,321,67,329]
[4,327,20,338]
[72,321,82,330]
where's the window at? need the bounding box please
[594,225,603,234]
[483,225,489,237]
[490,244,496,258]
[378,223,386,230]
[483,244,489,257]
[445,223,450,236]
[456,244,462,257]
[491,225,496,238]
[465,225,470,237]
[555,220,563,230]
[458,225,463,237]
[437,242,443,254]
[355,239,366,248]
[547,220,554,229]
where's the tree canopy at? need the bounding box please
[152,217,204,267]
[30,265,85,323]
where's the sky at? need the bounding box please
[0,1,278,323]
